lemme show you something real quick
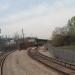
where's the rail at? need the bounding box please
[28,48,75,75]
[0,50,16,75]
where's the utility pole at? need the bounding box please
[0,28,1,38]
[22,28,25,49]
[22,28,24,42]
[0,28,1,34]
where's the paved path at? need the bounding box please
[3,50,63,75]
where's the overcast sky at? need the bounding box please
[0,0,75,39]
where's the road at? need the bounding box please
[3,50,63,75]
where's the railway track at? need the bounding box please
[27,48,75,75]
[0,50,15,75]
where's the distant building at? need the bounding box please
[0,35,16,50]
[18,37,49,49]
[25,37,49,47]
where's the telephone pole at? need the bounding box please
[22,28,24,42]
[0,28,1,34]
[22,28,25,49]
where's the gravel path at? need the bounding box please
[3,50,63,75]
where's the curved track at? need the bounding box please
[0,50,15,75]
[27,48,75,75]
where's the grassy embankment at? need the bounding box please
[54,45,75,51]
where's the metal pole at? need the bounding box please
[22,28,25,49]
[22,28,24,42]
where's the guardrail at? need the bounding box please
[38,51,75,70]
[28,49,75,75]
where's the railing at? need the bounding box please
[28,48,75,75]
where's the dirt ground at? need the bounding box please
[3,50,63,75]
